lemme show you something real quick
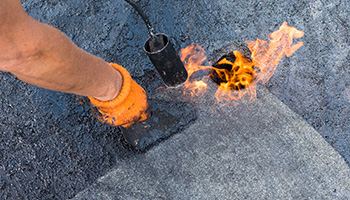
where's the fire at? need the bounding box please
[211,51,256,102]
[213,52,255,91]
[180,22,304,104]
[180,44,212,97]
[246,22,304,84]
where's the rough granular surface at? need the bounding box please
[0,72,135,199]
[73,87,350,199]
[1,0,350,199]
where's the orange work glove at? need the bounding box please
[88,63,149,128]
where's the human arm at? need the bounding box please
[0,0,122,101]
[0,0,149,127]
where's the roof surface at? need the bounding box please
[0,0,349,199]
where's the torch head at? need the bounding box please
[144,33,188,88]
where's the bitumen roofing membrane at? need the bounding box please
[1,0,350,199]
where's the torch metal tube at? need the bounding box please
[144,34,188,88]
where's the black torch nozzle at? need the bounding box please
[124,0,188,87]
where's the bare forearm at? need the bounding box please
[0,0,122,101]
[11,22,122,100]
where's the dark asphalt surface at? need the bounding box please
[74,86,350,199]
[0,0,349,199]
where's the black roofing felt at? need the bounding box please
[1,0,349,199]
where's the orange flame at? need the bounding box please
[212,51,256,102]
[180,44,212,98]
[180,22,304,104]
[246,22,304,84]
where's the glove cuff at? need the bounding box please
[88,63,149,127]
[88,63,132,110]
